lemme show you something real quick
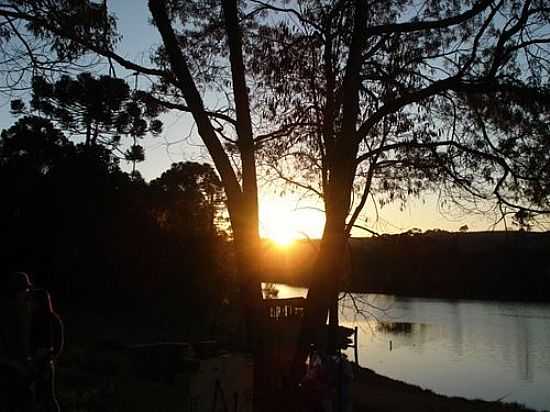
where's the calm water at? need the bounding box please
[267,284,550,411]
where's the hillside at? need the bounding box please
[260,231,550,301]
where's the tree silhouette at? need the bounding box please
[0,116,69,174]
[1,4,268,364]
[150,161,225,237]
[0,1,114,93]
[1,9,270,404]
[11,73,163,171]
[0,115,228,328]
[245,0,550,368]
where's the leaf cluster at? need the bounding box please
[11,72,164,163]
[5,0,118,60]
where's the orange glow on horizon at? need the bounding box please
[259,192,495,242]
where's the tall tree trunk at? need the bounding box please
[149,0,265,339]
[231,207,264,348]
[92,123,99,146]
[291,141,357,381]
[230,207,269,412]
[221,0,265,351]
[149,2,266,409]
[291,212,348,378]
[85,121,91,147]
[291,1,366,382]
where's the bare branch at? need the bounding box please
[267,163,323,198]
[146,93,238,126]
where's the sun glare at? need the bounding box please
[268,226,296,246]
[260,196,324,246]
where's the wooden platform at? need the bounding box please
[262,297,359,372]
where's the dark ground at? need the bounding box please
[351,366,543,412]
[51,299,546,411]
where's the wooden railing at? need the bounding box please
[264,297,305,320]
[263,297,359,364]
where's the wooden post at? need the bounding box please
[354,326,359,365]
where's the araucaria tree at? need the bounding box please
[247,0,550,368]
[11,73,163,170]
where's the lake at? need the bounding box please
[267,284,550,411]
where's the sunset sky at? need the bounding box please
[0,0,518,241]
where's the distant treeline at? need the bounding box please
[261,231,550,302]
[350,231,550,301]
[0,116,233,337]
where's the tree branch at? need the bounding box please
[365,0,494,37]
[145,93,238,126]
[222,0,259,226]
[268,164,323,198]
[0,7,167,77]
[148,0,243,213]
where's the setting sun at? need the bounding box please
[259,196,325,246]
[267,225,296,246]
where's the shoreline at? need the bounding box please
[56,310,547,411]
[352,366,544,412]
[55,342,545,412]
[264,281,550,304]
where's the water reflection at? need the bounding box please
[265,285,550,411]
[515,317,533,383]
[338,294,550,411]
[376,321,415,335]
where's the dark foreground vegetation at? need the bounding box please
[54,345,542,412]
[262,231,550,302]
[0,116,248,409]
[0,115,237,339]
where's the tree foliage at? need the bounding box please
[2,2,549,227]
[10,73,163,168]
[150,161,225,237]
[0,115,228,326]
[0,115,69,174]
[238,0,550,368]
[0,0,117,93]
[0,2,268,374]
[248,0,550,228]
